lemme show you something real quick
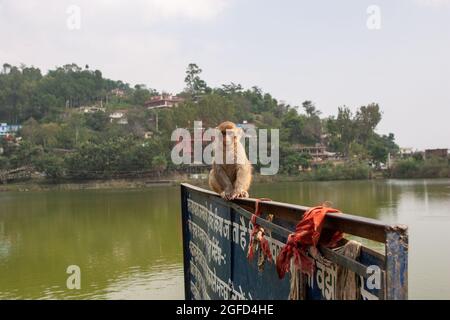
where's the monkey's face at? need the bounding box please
[221,128,243,147]
[222,130,235,146]
[216,121,244,150]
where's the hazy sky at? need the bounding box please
[1,0,449,150]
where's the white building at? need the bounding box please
[0,123,21,136]
[145,94,184,110]
[78,106,106,114]
[109,110,128,124]
[237,121,257,138]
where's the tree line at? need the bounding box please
[0,62,411,181]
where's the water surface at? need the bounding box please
[0,179,449,299]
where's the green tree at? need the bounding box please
[281,109,304,143]
[184,63,208,96]
[281,152,312,175]
[326,106,355,155]
[367,133,399,165]
[355,103,382,145]
[132,84,154,106]
[39,123,62,148]
[85,111,109,131]
[302,100,321,117]
[220,82,243,95]
[301,101,322,145]
[151,155,167,178]
[34,153,65,179]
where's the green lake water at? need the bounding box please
[1,179,449,299]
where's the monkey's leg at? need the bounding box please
[209,167,234,199]
[209,169,222,194]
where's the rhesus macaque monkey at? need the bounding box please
[209,121,252,200]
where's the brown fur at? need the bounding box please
[208,121,252,200]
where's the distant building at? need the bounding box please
[78,106,106,114]
[425,148,448,160]
[144,131,153,139]
[117,118,128,125]
[292,144,336,157]
[237,121,257,138]
[0,123,21,136]
[110,88,126,97]
[145,94,184,110]
[109,110,128,124]
[400,147,414,157]
[291,144,338,165]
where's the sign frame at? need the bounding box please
[181,183,408,300]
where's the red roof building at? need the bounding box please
[145,94,184,110]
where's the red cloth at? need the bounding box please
[247,198,273,262]
[276,206,343,279]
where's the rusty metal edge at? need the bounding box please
[182,183,401,243]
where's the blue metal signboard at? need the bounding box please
[181,184,408,300]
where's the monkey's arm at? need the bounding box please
[232,163,252,198]
[210,165,234,199]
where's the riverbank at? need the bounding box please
[0,170,445,192]
[0,177,180,192]
[0,174,347,192]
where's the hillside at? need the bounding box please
[0,62,402,181]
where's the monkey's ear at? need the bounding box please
[236,127,245,138]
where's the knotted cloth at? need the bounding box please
[247,198,273,266]
[276,206,343,279]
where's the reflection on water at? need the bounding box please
[251,179,450,299]
[103,263,184,300]
[0,179,449,299]
[0,187,183,300]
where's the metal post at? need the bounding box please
[180,185,191,300]
[385,225,408,300]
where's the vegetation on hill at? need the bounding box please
[2,62,443,183]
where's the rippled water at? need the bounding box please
[0,187,184,300]
[251,179,450,299]
[0,179,449,299]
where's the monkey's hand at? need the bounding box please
[220,189,235,200]
[231,189,249,199]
